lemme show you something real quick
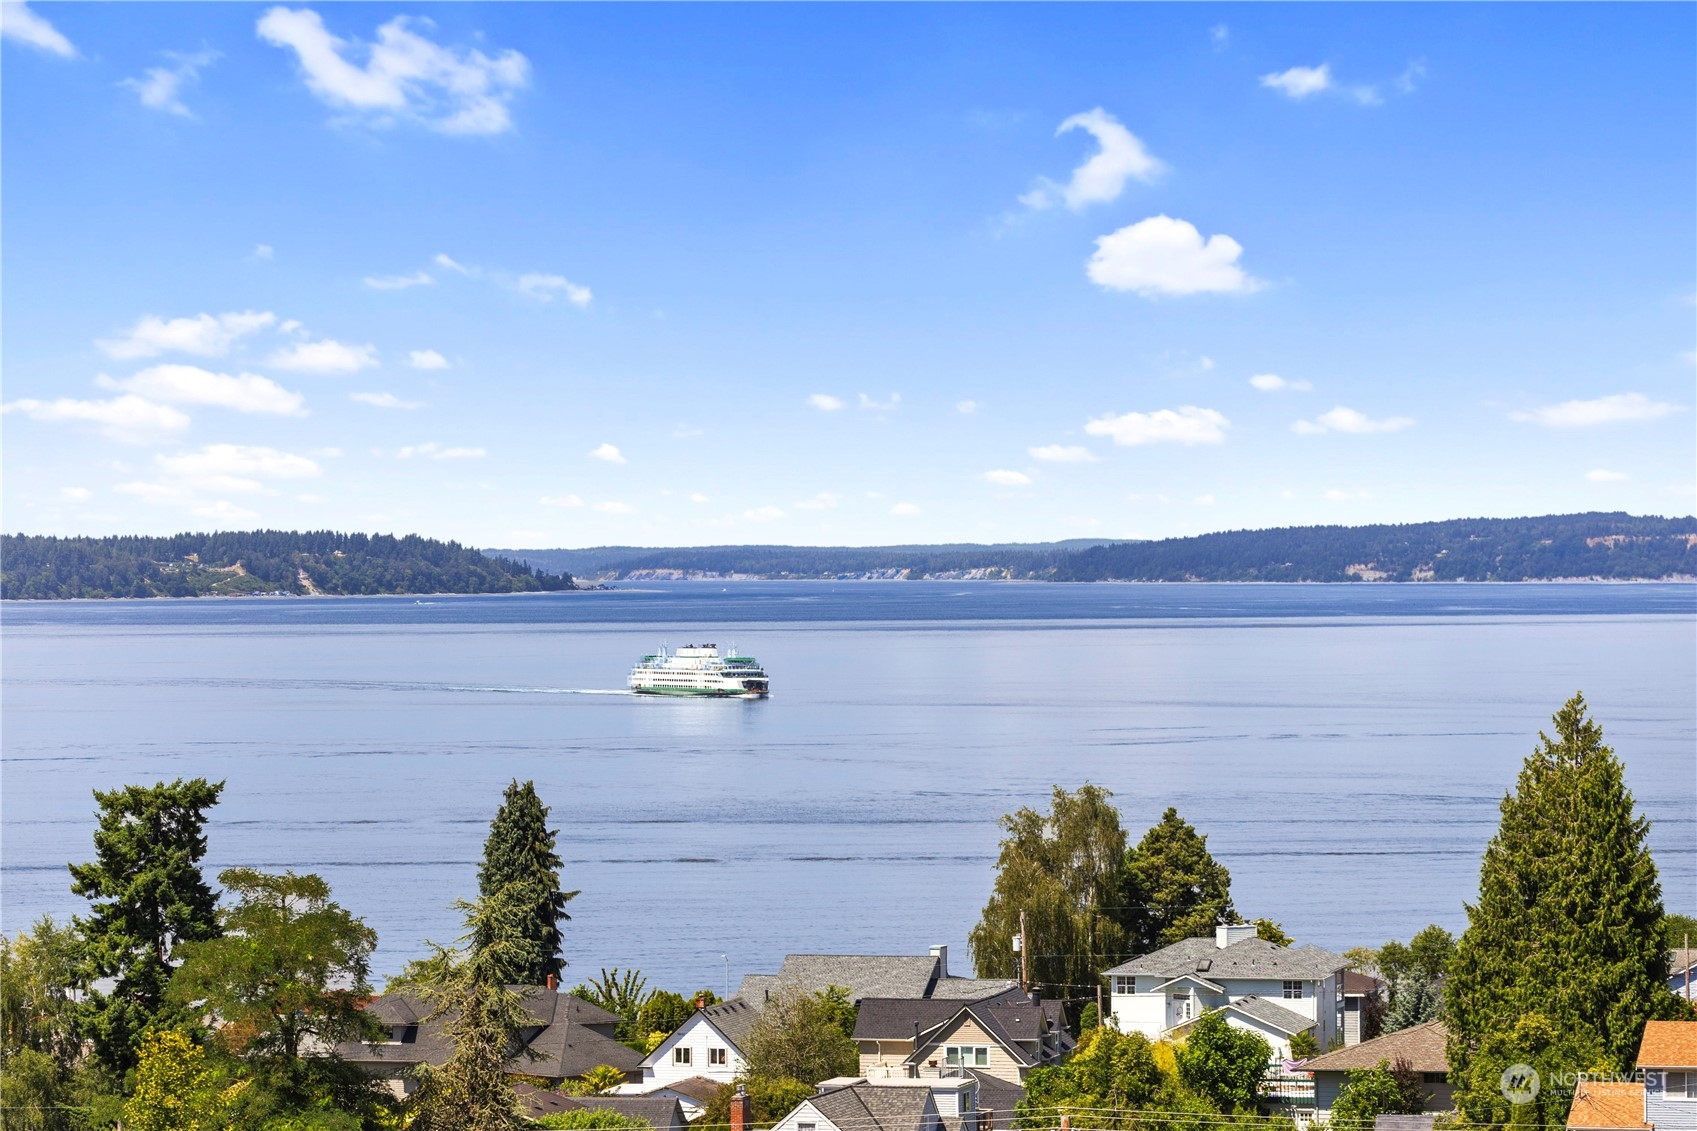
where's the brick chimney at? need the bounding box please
[695,994,707,1011]
[730,1085,751,1131]
[546,973,559,991]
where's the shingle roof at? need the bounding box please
[1303,1021,1449,1074]
[701,998,763,1049]
[1638,1020,1697,1068]
[1343,971,1386,997]
[929,977,1020,1000]
[810,1084,936,1131]
[1104,936,1346,980]
[1566,1081,1649,1130]
[740,955,943,1003]
[575,1095,689,1131]
[968,1071,1026,1129]
[856,998,983,1040]
[645,1074,724,1106]
[1219,996,1316,1036]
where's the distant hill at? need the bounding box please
[1,531,574,600]
[493,514,1695,583]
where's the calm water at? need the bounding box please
[4,582,1694,996]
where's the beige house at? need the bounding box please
[853,988,1072,1086]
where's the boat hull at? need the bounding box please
[631,686,769,699]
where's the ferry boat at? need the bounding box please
[628,643,770,698]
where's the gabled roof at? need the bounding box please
[910,1003,1046,1068]
[1638,1020,1697,1069]
[741,954,943,1003]
[1343,971,1386,997]
[930,977,1021,1000]
[640,1074,724,1106]
[1303,1020,1449,1074]
[1216,996,1315,1036]
[856,998,985,1041]
[1566,1081,1649,1131]
[968,1071,1026,1128]
[809,1083,937,1131]
[1150,974,1227,995]
[1104,936,1346,981]
[640,1000,762,1069]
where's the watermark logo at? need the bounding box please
[1501,1064,1541,1105]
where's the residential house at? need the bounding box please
[618,1075,726,1120]
[337,986,642,1098]
[769,1078,955,1131]
[740,946,1017,1006]
[1640,1020,1697,1131]
[1670,949,1696,1000]
[1303,1020,1453,1121]
[854,988,1073,1086]
[514,1086,689,1130]
[638,998,762,1090]
[1342,971,1387,1047]
[1103,923,1347,1059]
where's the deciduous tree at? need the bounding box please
[122,1030,231,1131]
[477,780,577,985]
[1122,808,1235,953]
[742,985,859,1085]
[1175,1011,1269,1112]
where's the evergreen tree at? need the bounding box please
[1446,694,1683,1119]
[969,785,1129,997]
[475,781,577,985]
[1382,973,1439,1034]
[1122,808,1235,952]
[68,778,224,1075]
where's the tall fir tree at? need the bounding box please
[1122,808,1236,952]
[475,780,577,985]
[69,778,224,1075]
[1446,693,1685,1124]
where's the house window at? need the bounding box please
[1282,981,1304,999]
[799,1124,817,1131]
[709,1048,728,1066]
[1667,1072,1695,1099]
[673,1047,692,1066]
[1113,977,1135,996]
[1173,992,1193,1021]
[945,1046,990,1067]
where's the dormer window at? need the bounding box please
[1282,981,1304,999]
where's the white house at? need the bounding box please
[769,1078,958,1131]
[1102,923,1348,1059]
[637,999,761,1090]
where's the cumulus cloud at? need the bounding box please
[689,492,710,503]
[252,244,275,260]
[268,339,378,374]
[985,469,1032,486]
[397,441,484,459]
[593,501,635,515]
[859,392,900,411]
[60,486,92,501]
[1249,373,1312,392]
[539,493,583,507]
[890,502,921,516]
[1510,393,1680,428]
[589,443,626,464]
[1,395,190,443]
[1085,405,1229,446]
[1261,64,1332,99]
[1586,469,1629,482]
[1028,444,1098,463]
[99,310,277,359]
[956,400,982,414]
[364,270,433,290]
[407,349,449,369]
[256,7,529,135]
[99,364,305,415]
[1020,107,1164,211]
[2,1,76,57]
[1087,216,1261,297]
[794,492,839,510]
[157,443,321,483]
[743,505,785,521]
[122,49,218,117]
[1292,406,1415,435]
[808,394,844,412]
[350,391,422,409]
[516,273,592,306]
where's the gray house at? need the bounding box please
[1302,1020,1452,1120]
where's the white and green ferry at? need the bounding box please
[628,643,770,698]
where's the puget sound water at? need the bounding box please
[3,581,1693,994]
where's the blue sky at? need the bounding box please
[4,2,1693,547]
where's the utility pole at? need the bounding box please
[1686,932,1691,1003]
[1019,909,1029,993]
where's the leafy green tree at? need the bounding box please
[564,1064,629,1097]
[1446,694,1682,1105]
[1016,1026,1181,1130]
[1449,1011,1608,1129]
[1122,808,1235,952]
[69,778,224,1074]
[1253,919,1293,946]
[970,785,1129,996]
[698,1077,815,1128]
[573,968,655,1044]
[1289,1030,1320,1059]
[1379,926,1455,1008]
[1382,972,1439,1034]
[1328,1058,1426,1131]
[1175,1011,1270,1112]
[122,1029,232,1131]
[742,986,859,1085]
[1663,912,1697,953]
[167,869,389,1124]
[634,989,699,1046]
[477,781,578,985]
[1,917,95,1131]
[533,1110,652,1130]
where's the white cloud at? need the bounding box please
[956,400,982,414]
[1020,107,1164,211]
[122,49,218,117]
[1261,64,1332,99]
[890,502,921,516]
[1085,405,1230,446]
[268,339,378,374]
[985,469,1032,487]
[689,492,710,503]
[808,394,845,412]
[539,493,583,507]
[434,253,471,274]
[593,501,636,515]
[100,364,305,415]
[1397,59,1427,94]
[2,1,75,57]
[350,391,422,409]
[253,244,275,260]
[60,486,92,502]
[157,443,321,482]
[516,273,592,306]
[1195,494,1216,506]
[794,492,839,510]
[1210,23,1229,48]
[859,392,900,411]
[1293,406,1415,435]
[1,395,190,443]
[279,319,303,334]
[1088,216,1261,297]
[589,442,626,464]
[256,7,529,136]
[364,270,433,290]
[1510,393,1681,428]
[1249,373,1313,392]
[98,310,277,359]
[1587,469,1629,483]
[743,505,785,521]
[1028,444,1098,463]
[407,349,449,370]
[397,441,484,460]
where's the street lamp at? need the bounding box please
[721,954,729,1001]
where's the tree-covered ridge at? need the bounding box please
[1052,512,1696,582]
[1,530,574,599]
